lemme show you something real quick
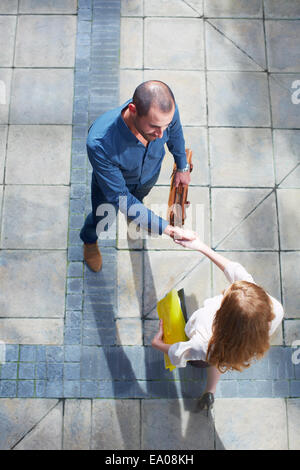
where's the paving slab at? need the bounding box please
[274,130,300,188]
[209,128,274,187]
[211,188,278,249]
[144,0,203,17]
[281,251,300,319]
[287,399,300,449]
[266,21,300,72]
[284,320,300,346]
[206,19,266,71]
[0,185,3,222]
[0,68,12,124]
[277,189,300,250]
[214,398,288,450]
[0,399,59,450]
[121,0,143,17]
[19,0,78,13]
[204,0,263,18]
[63,399,91,450]
[0,16,16,68]
[10,69,74,124]
[207,71,270,127]
[5,125,71,185]
[116,318,143,345]
[1,185,69,249]
[269,73,300,128]
[0,0,18,14]
[264,0,300,18]
[14,15,76,68]
[0,250,66,318]
[91,399,140,450]
[0,126,7,184]
[120,17,143,69]
[0,319,64,345]
[117,250,143,318]
[142,399,214,450]
[219,194,278,250]
[144,18,204,70]
[14,400,63,450]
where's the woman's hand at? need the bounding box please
[151,320,171,354]
[151,319,164,348]
[173,230,205,251]
[175,231,231,272]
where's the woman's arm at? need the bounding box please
[174,231,231,272]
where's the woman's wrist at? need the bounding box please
[194,239,207,253]
[152,339,171,354]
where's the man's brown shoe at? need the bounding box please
[83,242,102,272]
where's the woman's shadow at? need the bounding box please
[141,247,225,449]
[85,231,225,450]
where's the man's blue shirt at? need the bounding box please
[86,100,187,234]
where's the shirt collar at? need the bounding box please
[117,99,140,144]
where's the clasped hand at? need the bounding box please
[168,227,204,252]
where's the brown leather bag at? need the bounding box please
[167,148,193,227]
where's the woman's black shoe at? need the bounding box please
[196,392,214,416]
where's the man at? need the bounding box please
[80,80,191,272]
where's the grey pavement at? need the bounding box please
[0,0,299,450]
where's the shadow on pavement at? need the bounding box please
[86,238,225,450]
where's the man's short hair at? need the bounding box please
[132,81,175,116]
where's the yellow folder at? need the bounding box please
[157,289,188,371]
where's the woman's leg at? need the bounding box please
[204,366,222,394]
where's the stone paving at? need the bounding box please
[0,0,300,450]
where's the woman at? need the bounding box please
[151,232,284,414]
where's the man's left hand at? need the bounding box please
[174,170,191,188]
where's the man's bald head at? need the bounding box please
[132,81,175,117]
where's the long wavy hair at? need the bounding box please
[206,281,275,373]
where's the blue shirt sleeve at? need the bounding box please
[87,140,169,235]
[166,104,187,169]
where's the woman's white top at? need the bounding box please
[168,262,284,368]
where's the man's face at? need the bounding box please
[133,104,175,142]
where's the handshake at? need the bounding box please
[163,226,205,252]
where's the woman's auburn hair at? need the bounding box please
[206,281,275,373]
